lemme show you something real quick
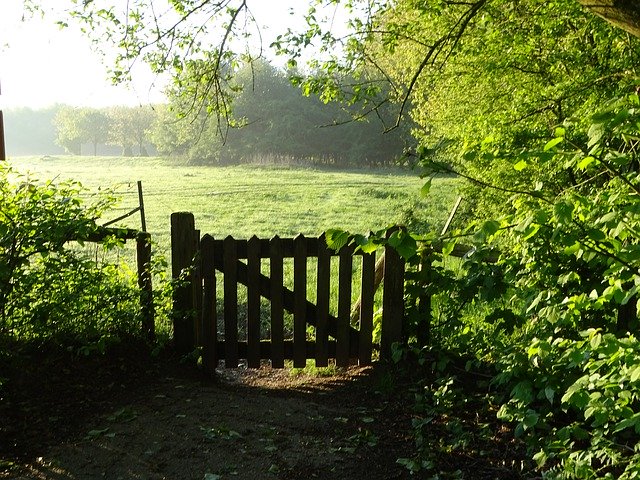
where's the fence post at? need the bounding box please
[136,231,155,341]
[417,251,432,348]
[171,212,198,354]
[381,229,406,360]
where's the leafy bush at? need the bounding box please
[340,94,640,478]
[0,165,143,345]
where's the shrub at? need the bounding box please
[0,165,141,345]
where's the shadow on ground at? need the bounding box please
[0,340,527,479]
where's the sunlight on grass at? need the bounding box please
[9,156,459,258]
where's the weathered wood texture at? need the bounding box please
[381,234,406,359]
[171,212,198,354]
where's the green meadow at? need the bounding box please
[8,156,459,254]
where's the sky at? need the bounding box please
[0,0,329,110]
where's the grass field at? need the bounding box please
[9,156,459,255]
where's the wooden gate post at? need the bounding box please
[136,231,155,341]
[381,230,406,360]
[171,212,198,354]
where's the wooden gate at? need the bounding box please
[171,212,405,372]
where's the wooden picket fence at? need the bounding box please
[170,212,405,372]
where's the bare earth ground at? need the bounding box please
[0,342,527,480]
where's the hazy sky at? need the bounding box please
[0,1,330,110]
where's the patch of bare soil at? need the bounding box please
[0,341,413,480]
[0,341,527,480]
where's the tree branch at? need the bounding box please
[576,0,640,38]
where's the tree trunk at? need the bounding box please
[577,1,640,38]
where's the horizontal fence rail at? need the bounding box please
[170,212,405,372]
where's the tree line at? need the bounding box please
[5,61,411,168]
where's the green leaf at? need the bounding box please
[533,450,547,468]
[544,136,564,151]
[523,412,539,428]
[586,229,606,242]
[441,240,456,256]
[388,230,418,260]
[554,200,574,225]
[577,156,596,170]
[420,179,432,197]
[481,220,500,236]
[613,412,640,433]
[544,387,555,404]
[325,229,350,251]
[513,159,527,171]
[87,427,110,438]
[629,365,640,383]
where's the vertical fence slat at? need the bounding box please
[171,212,197,354]
[201,235,217,372]
[359,251,375,365]
[293,234,307,368]
[223,236,239,368]
[247,235,261,368]
[315,234,330,367]
[337,245,353,367]
[270,236,285,368]
[193,230,202,346]
[381,236,405,361]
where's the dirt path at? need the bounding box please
[1,346,412,480]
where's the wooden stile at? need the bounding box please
[269,236,285,368]
[337,245,353,367]
[293,234,307,368]
[359,251,375,365]
[247,235,261,368]
[201,234,217,372]
[315,234,330,367]
[223,236,239,367]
